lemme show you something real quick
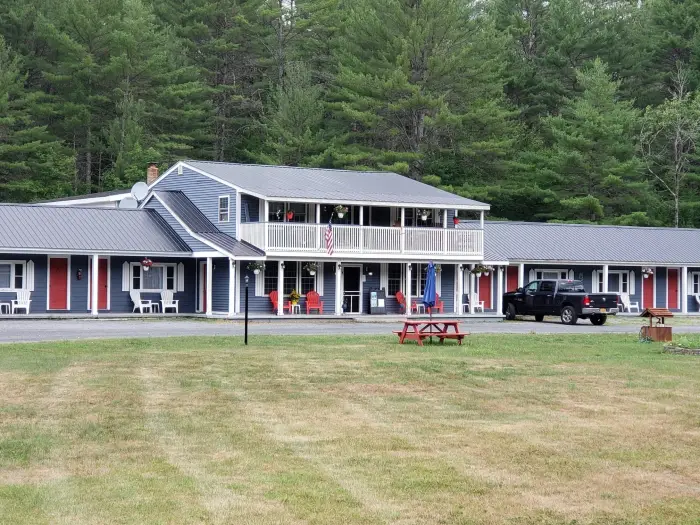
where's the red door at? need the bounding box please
[49,258,68,310]
[643,272,654,309]
[478,273,492,309]
[88,258,109,310]
[667,269,679,310]
[506,266,519,292]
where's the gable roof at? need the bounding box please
[153,191,265,258]
[460,221,700,265]
[0,204,190,255]
[178,160,489,210]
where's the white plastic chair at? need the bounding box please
[130,290,152,314]
[160,291,179,314]
[473,300,485,313]
[11,290,31,314]
[695,295,700,312]
[620,293,639,313]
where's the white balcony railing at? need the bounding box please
[239,222,483,258]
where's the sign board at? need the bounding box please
[369,288,387,314]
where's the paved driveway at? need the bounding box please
[1,318,700,343]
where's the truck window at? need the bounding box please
[539,281,555,292]
[525,282,539,292]
[558,281,586,293]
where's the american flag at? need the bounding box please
[325,218,334,256]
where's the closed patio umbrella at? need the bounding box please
[423,262,436,343]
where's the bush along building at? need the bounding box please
[4,160,700,317]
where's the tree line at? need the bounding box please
[1,0,699,226]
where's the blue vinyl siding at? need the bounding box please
[0,255,48,313]
[362,263,380,314]
[321,262,335,313]
[70,255,89,311]
[110,257,197,313]
[441,265,455,312]
[152,166,237,237]
[241,194,260,222]
[655,268,667,308]
[144,199,211,252]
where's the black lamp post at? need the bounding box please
[244,275,249,345]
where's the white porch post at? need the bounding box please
[469,264,476,314]
[277,260,284,316]
[497,265,504,315]
[442,209,448,253]
[359,205,364,253]
[263,201,269,250]
[456,264,464,314]
[400,207,406,253]
[518,263,525,288]
[335,263,342,315]
[206,257,213,317]
[480,210,484,229]
[406,263,412,315]
[90,255,99,316]
[602,264,609,293]
[235,261,242,314]
[228,258,236,317]
[316,203,321,223]
[682,266,688,314]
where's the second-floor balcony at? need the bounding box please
[239,222,483,259]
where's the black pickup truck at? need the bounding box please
[502,279,620,325]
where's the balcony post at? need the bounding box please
[400,207,405,253]
[480,210,484,229]
[316,203,321,223]
[442,209,448,254]
[359,205,364,253]
[277,260,284,316]
[263,201,269,250]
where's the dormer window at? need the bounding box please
[218,195,230,222]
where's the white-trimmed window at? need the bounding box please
[0,261,25,291]
[264,262,317,296]
[535,269,569,280]
[218,195,230,222]
[264,264,278,295]
[131,263,176,292]
[691,273,700,295]
[609,271,630,294]
[387,263,402,296]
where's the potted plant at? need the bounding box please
[303,262,318,276]
[334,205,348,218]
[453,215,460,226]
[289,289,301,305]
[643,267,654,279]
[418,209,431,221]
[434,264,442,273]
[286,209,295,221]
[247,262,265,275]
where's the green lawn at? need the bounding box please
[1,335,699,525]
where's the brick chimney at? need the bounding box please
[147,163,159,185]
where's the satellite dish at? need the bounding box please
[130,181,149,201]
[118,196,139,209]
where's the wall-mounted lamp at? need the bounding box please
[365,265,373,276]
[280,262,285,269]
[76,268,83,281]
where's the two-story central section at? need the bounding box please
[148,160,489,316]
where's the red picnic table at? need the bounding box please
[394,319,469,346]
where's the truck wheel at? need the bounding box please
[590,314,607,326]
[534,314,544,322]
[560,306,578,325]
[505,303,516,321]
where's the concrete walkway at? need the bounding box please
[1,318,700,343]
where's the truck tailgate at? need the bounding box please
[588,294,619,311]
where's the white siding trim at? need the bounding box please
[177,262,185,292]
[122,261,130,292]
[317,262,324,296]
[254,267,264,297]
[380,263,388,292]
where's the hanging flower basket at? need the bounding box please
[334,205,348,218]
[286,210,295,221]
[642,267,654,279]
[471,264,491,276]
[418,209,431,221]
[247,262,265,275]
[453,216,460,225]
[141,257,153,272]
[303,262,318,276]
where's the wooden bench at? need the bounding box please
[394,320,470,346]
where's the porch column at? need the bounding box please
[335,263,342,315]
[479,210,484,229]
[90,255,99,316]
[469,264,476,314]
[406,263,412,315]
[316,203,321,223]
[497,265,504,315]
[228,258,236,318]
[235,261,242,314]
[277,260,284,316]
[400,208,406,253]
[602,264,609,293]
[682,266,688,314]
[442,209,448,254]
[518,263,525,288]
[456,264,464,314]
[359,205,364,253]
[206,257,213,316]
[263,201,269,250]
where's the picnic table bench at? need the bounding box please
[394,320,469,346]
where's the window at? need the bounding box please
[267,202,309,223]
[559,282,585,293]
[131,263,176,291]
[540,281,555,292]
[387,263,402,296]
[218,196,230,222]
[413,263,428,296]
[535,269,569,280]
[264,264,278,295]
[608,271,630,294]
[693,273,700,295]
[0,262,25,291]
[264,262,317,296]
[525,281,539,292]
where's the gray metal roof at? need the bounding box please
[461,221,700,265]
[154,191,265,257]
[39,189,130,203]
[0,204,191,255]
[182,160,489,209]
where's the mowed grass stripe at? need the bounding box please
[0,334,699,524]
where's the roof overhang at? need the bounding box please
[0,248,192,257]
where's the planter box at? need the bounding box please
[640,325,672,342]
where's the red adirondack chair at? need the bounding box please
[428,293,444,314]
[269,291,292,313]
[306,291,323,314]
[396,291,419,313]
